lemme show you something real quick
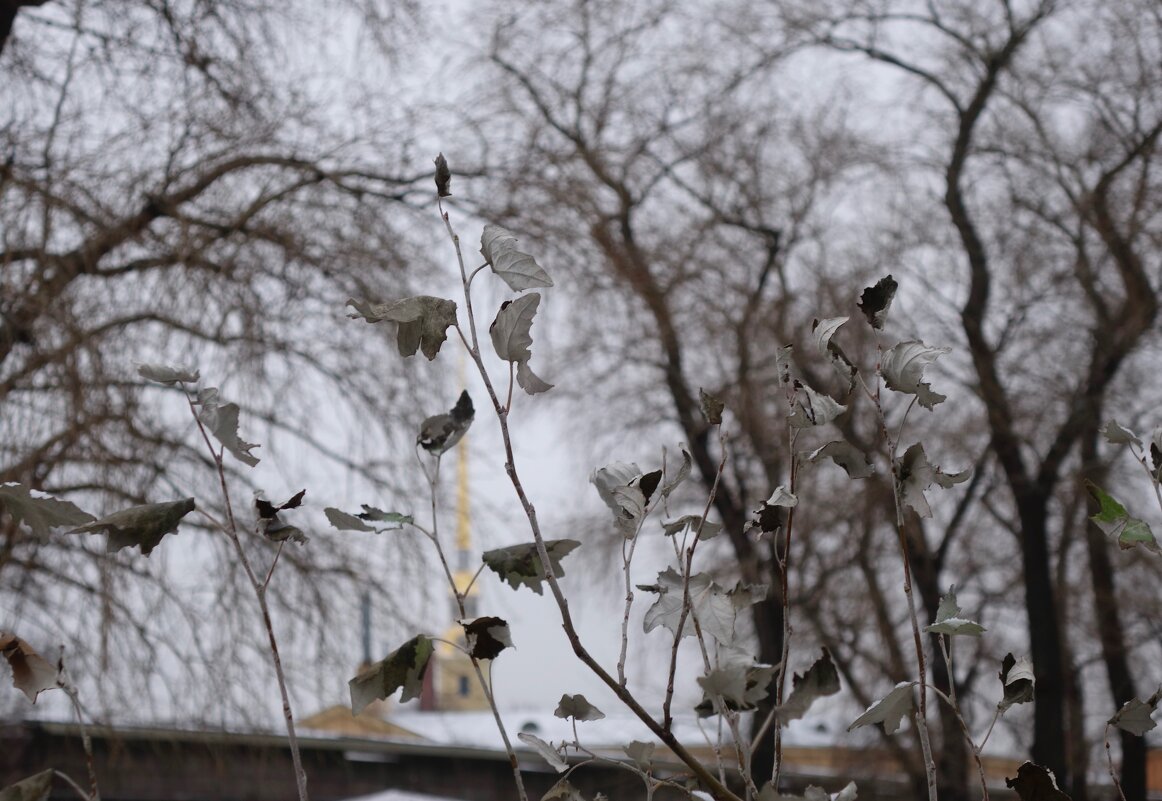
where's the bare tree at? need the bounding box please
[1,0,441,721]
[466,0,1162,797]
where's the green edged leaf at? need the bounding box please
[137,363,200,385]
[848,682,914,734]
[347,295,459,360]
[880,340,949,409]
[72,498,195,555]
[0,634,59,704]
[554,693,605,721]
[482,539,580,594]
[349,635,433,713]
[776,649,840,724]
[1086,481,1160,554]
[480,225,553,291]
[0,483,94,538]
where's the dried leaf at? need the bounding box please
[480,225,553,291]
[0,634,59,703]
[349,635,433,713]
[0,769,54,801]
[462,616,512,660]
[858,274,898,330]
[776,649,840,724]
[999,653,1035,711]
[72,498,195,555]
[347,295,458,361]
[849,682,913,734]
[1005,762,1071,801]
[418,391,474,453]
[554,693,605,721]
[137,363,200,385]
[482,539,580,594]
[518,732,568,773]
[0,483,93,538]
[434,152,452,197]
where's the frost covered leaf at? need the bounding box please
[491,293,553,395]
[434,152,452,197]
[698,665,750,708]
[640,568,736,643]
[697,655,777,717]
[256,490,307,544]
[0,770,54,801]
[765,486,798,508]
[1086,481,1160,554]
[788,382,846,429]
[1108,687,1162,736]
[462,616,512,660]
[624,740,655,770]
[591,462,649,538]
[196,388,260,466]
[661,514,722,541]
[482,539,580,594]
[849,682,913,734]
[555,693,604,721]
[880,340,949,409]
[999,653,1035,711]
[72,498,195,555]
[895,443,970,518]
[480,224,553,292]
[349,635,433,713]
[0,634,59,703]
[347,295,458,360]
[1005,762,1071,801]
[858,274,898,330]
[807,441,874,479]
[541,779,587,801]
[1101,420,1141,446]
[418,390,475,454]
[776,649,840,724]
[925,586,985,637]
[518,732,568,773]
[811,317,857,387]
[137,363,200,385]
[661,444,692,498]
[699,388,724,425]
[0,483,93,538]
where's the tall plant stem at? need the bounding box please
[439,203,743,801]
